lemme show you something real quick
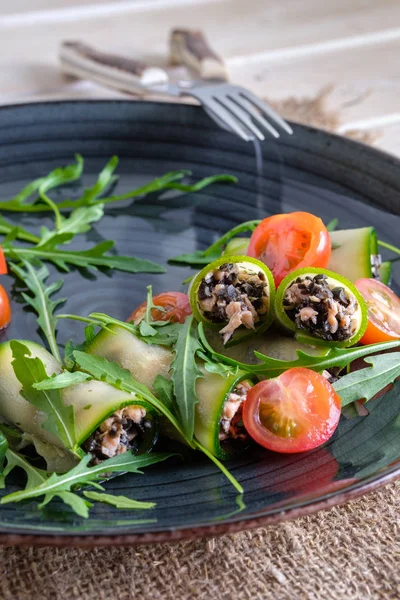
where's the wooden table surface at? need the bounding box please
[1,0,400,156]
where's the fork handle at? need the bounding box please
[169,29,228,81]
[59,41,169,96]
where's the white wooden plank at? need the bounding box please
[1,0,400,62]
[0,0,224,22]
[227,37,400,128]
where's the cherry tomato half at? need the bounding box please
[242,367,341,453]
[247,212,331,286]
[0,285,11,330]
[127,291,192,325]
[355,278,400,345]
[0,248,7,275]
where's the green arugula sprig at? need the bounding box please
[4,238,164,274]
[198,323,400,378]
[170,316,204,441]
[11,341,76,449]
[1,451,171,518]
[333,352,400,406]
[169,220,260,267]
[0,155,85,213]
[11,260,65,362]
[83,491,155,510]
[0,157,236,214]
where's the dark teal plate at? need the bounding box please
[0,101,399,546]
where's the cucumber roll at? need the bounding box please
[87,326,254,459]
[0,340,158,465]
[275,268,368,347]
[189,256,275,344]
[195,371,253,459]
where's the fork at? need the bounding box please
[59,30,293,142]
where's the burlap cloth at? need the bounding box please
[0,91,396,600]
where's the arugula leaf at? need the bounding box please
[4,241,165,274]
[40,490,92,518]
[83,491,155,510]
[252,342,400,376]
[0,432,8,488]
[73,351,189,442]
[170,316,204,441]
[193,439,243,494]
[1,451,173,506]
[0,168,235,213]
[0,155,84,213]
[326,218,339,232]
[67,155,119,208]
[3,448,48,489]
[88,312,182,347]
[10,260,65,362]
[378,240,400,258]
[153,375,176,414]
[198,323,400,377]
[11,341,76,449]
[197,351,240,377]
[334,352,400,406]
[0,216,40,244]
[169,220,260,266]
[39,205,105,244]
[33,371,91,390]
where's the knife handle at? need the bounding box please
[169,29,228,81]
[59,41,169,95]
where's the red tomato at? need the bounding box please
[0,285,11,330]
[247,212,331,286]
[355,278,400,345]
[0,248,7,275]
[242,368,341,453]
[127,291,192,325]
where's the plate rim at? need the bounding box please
[0,98,399,546]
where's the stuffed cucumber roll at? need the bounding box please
[86,326,254,458]
[0,340,158,465]
[189,256,275,344]
[275,268,368,347]
[195,371,253,459]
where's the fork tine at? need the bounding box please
[230,93,280,139]
[199,97,254,142]
[239,89,294,135]
[214,96,265,141]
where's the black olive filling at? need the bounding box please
[82,406,154,464]
[198,262,269,343]
[283,274,359,342]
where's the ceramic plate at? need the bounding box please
[0,100,399,546]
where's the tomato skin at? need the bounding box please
[355,278,400,345]
[0,285,11,330]
[0,248,7,275]
[247,212,331,286]
[127,291,191,325]
[242,368,341,454]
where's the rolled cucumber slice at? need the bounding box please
[86,324,173,392]
[0,340,157,458]
[0,340,63,448]
[379,261,392,286]
[87,326,252,458]
[328,227,378,282]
